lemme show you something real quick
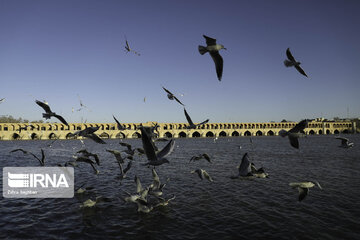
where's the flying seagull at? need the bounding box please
[113,115,130,130]
[140,126,175,166]
[124,35,140,56]
[198,35,226,81]
[119,142,135,155]
[289,181,322,201]
[335,137,354,148]
[74,155,99,174]
[0,98,5,103]
[71,126,106,144]
[184,108,209,129]
[231,153,268,179]
[149,168,169,197]
[279,119,310,149]
[162,87,185,106]
[191,169,213,182]
[284,48,308,77]
[10,148,45,166]
[35,100,69,125]
[76,149,100,165]
[189,153,211,163]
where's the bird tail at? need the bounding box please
[284,60,293,67]
[198,45,207,55]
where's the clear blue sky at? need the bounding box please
[0,0,359,124]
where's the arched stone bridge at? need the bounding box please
[0,119,355,140]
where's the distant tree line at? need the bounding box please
[0,115,43,123]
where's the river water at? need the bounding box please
[0,135,359,239]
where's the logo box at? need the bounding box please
[3,167,74,198]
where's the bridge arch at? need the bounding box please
[267,130,274,136]
[12,133,21,140]
[219,131,227,137]
[49,133,57,139]
[66,133,76,139]
[231,131,239,137]
[31,133,39,140]
[206,131,214,137]
[99,132,110,139]
[256,130,263,136]
[334,129,339,134]
[318,130,323,135]
[308,130,315,135]
[244,131,252,136]
[115,132,126,138]
[192,131,200,138]
[132,132,141,138]
[164,132,173,138]
[178,131,187,138]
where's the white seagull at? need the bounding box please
[289,181,322,201]
[198,35,226,81]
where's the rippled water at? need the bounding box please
[1,135,360,239]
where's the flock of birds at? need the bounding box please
[5,34,356,213]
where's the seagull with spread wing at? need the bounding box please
[279,119,310,149]
[289,181,322,201]
[140,126,175,167]
[71,126,106,144]
[335,137,354,148]
[184,108,209,129]
[35,100,69,126]
[162,87,185,106]
[198,35,226,81]
[284,48,308,77]
[124,35,140,56]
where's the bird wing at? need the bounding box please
[162,87,173,95]
[10,149,28,154]
[123,161,132,174]
[93,154,100,166]
[286,48,296,62]
[156,139,175,159]
[203,35,217,46]
[209,51,223,81]
[113,115,124,130]
[203,170,213,182]
[336,137,348,145]
[238,153,252,176]
[196,119,209,127]
[152,169,161,189]
[184,108,194,126]
[288,135,299,149]
[82,126,100,136]
[173,96,185,106]
[202,153,211,163]
[295,65,308,77]
[135,176,143,193]
[88,133,106,144]
[298,187,308,201]
[289,120,308,133]
[54,114,69,126]
[35,100,52,113]
[140,127,158,162]
[119,142,132,151]
[40,149,45,165]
